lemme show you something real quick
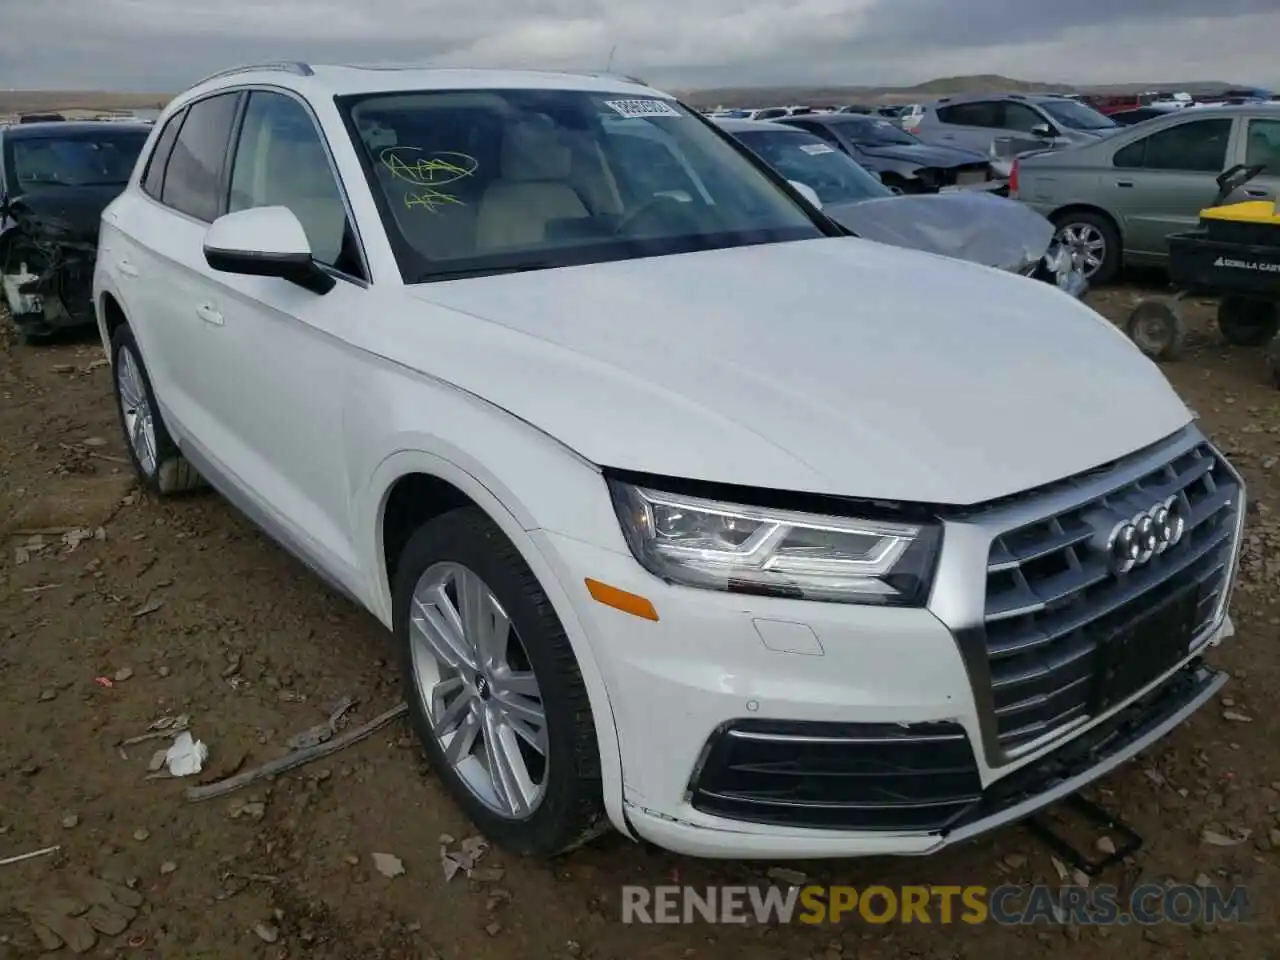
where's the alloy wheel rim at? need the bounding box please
[116,346,158,476]
[408,561,549,818]
[1056,223,1107,279]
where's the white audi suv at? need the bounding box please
[93,62,1244,860]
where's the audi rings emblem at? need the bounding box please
[1104,496,1185,573]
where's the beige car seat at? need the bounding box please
[474,116,590,252]
[265,137,348,265]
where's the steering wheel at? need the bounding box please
[613,193,688,236]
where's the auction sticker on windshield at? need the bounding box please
[605,99,680,118]
[800,143,835,155]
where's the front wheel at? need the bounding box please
[1054,212,1120,285]
[394,506,606,858]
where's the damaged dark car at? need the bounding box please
[774,113,994,193]
[716,118,1087,298]
[0,120,151,343]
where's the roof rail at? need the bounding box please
[191,61,314,87]
[564,70,649,86]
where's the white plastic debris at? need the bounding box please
[164,732,208,777]
[440,835,489,881]
[372,852,405,879]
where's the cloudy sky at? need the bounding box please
[1,0,1278,91]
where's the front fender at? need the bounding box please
[358,446,633,840]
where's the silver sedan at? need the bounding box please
[1013,102,1280,284]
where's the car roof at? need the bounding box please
[713,117,807,133]
[929,92,1077,106]
[1022,101,1280,165]
[0,119,154,140]
[176,61,670,107]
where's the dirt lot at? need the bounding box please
[0,286,1278,959]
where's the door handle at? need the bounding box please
[195,304,223,326]
[1245,188,1271,198]
[117,258,139,277]
[1116,180,1135,188]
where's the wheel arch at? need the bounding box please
[98,290,128,354]
[1049,203,1123,242]
[365,449,633,841]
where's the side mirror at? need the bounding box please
[788,180,823,210]
[1031,123,1055,139]
[203,206,334,295]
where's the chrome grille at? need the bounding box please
[982,440,1241,751]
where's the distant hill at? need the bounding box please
[680,74,1241,109]
[902,74,1063,95]
[0,90,169,120]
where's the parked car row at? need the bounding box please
[7,87,1271,352]
[67,63,1245,865]
[706,103,926,124]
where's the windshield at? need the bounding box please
[9,132,148,189]
[835,118,919,146]
[1039,99,1117,131]
[733,129,892,205]
[339,89,825,281]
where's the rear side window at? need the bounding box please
[161,92,240,222]
[936,102,1001,128]
[141,110,184,200]
[1113,118,1233,172]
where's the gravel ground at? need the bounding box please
[0,286,1278,958]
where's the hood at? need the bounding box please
[7,185,124,243]
[823,192,1054,272]
[856,141,987,167]
[385,238,1191,506]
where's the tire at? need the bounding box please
[1053,211,1121,285]
[1125,298,1185,361]
[109,324,204,495]
[1217,296,1279,347]
[394,506,606,859]
[1268,336,1280,388]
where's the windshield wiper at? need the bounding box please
[416,261,556,283]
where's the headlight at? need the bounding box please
[1042,242,1070,278]
[1042,242,1082,289]
[607,480,941,606]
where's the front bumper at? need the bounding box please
[630,660,1227,858]
[537,427,1242,859]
